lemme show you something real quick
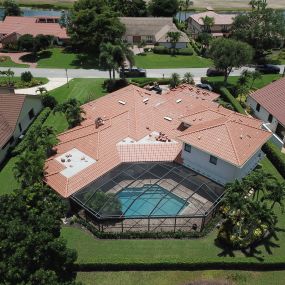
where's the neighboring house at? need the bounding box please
[187,11,236,38]
[120,17,189,48]
[0,93,43,164]
[247,77,285,147]
[0,16,69,46]
[44,84,270,198]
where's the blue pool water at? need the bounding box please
[117,185,187,217]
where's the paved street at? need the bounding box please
[4,65,285,79]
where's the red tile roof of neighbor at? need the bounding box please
[0,16,68,39]
[249,77,285,127]
[190,11,236,25]
[44,84,271,198]
[0,94,26,147]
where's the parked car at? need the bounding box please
[119,67,146,78]
[255,64,280,74]
[206,68,224,77]
[196,83,213,92]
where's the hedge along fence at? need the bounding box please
[12,107,51,155]
[75,261,285,272]
[262,142,285,179]
[219,87,246,115]
[153,46,194,55]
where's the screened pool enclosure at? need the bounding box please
[71,162,225,232]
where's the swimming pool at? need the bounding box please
[117,184,187,217]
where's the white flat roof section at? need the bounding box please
[55,148,96,178]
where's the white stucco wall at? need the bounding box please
[181,143,263,185]
[0,96,42,165]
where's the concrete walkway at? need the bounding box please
[0,52,37,68]
[15,77,70,95]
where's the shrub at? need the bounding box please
[130,77,170,87]
[103,79,129,92]
[12,108,51,155]
[178,47,194,55]
[153,45,169,54]
[41,93,57,109]
[219,87,246,114]
[21,71,33,82]
[262,142,285,179]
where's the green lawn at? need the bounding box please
[20,48,99,69]
[266,49,285,65]
[0,56,29,68]
[206,74,282,90]
[134,52,213,68]
[76,270,285,285]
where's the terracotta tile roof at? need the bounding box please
[0,16,68,40]
[0,94,26,147]
[189,11,236,25]
[249,77,285,127]
[44,84,270,197]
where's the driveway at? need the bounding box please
[15,77,70,95]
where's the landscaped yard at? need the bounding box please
[20,48,99,69]
[134,52,213,68]
[266,48,285,65]
[76,270,285,285]
[0,56,29,68]
[0,76,48,88]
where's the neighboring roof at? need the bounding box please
[0,94,26,147]
[120,17,189,43]
[0,16,68,40]
[45,84,270,198]
[249,77,285,127]
[189,11,236,25]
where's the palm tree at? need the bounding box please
[184,0,193,22]
[36,86,48,95]
[169,73,181,88]
[183,72,194,84]
[250,70,262,88]
[166,31,181,55]
[99,42,117,80]
[138,40,146,54]
[201,16,215,33]
[263,181,285,212]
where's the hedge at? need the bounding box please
[72,215,220,240]
[130,78,171,88]
[75,261,285,272]
[12,107,51,155]
[153,46,193,55]
[262,142,285,179]
[219,87,246,115]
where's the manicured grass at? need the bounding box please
[0,56,29,68]
[260,157,284,183]
[0,157,19,195]
[76,270,285,285]
[25,48,99,69]
[134,52,213,68]
[206,74,282,90]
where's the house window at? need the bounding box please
[19,123,22,132]
[28,108,35,120]
[184,143,192,153]
[146,35,152,43]
[268,114,273,123]
[256,103,260,112]
[209,155,217,165]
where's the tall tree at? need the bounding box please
[201,15,215,32]
[148,0,179,17]
[208,38,254,83]
[67,0,125,54]
[263,181,285,211]
[231,0,285,57]
[3,0,21,17]
[166,31,181,55]
[108,0,147,17]
[99,42,117,79]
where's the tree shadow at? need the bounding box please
[19,51,52,63]
[70,53,99,69]
[214,226,284,262]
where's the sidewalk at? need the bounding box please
[15,77,70,95]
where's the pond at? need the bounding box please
[0,7,63,21]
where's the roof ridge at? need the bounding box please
[224,123,240,165]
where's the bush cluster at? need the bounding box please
[153,46,193,55]
[219,87,246,114]
[262,142,285,179]
[103,79,129,92]
[130,77,170,87]
[12,107,51,155]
